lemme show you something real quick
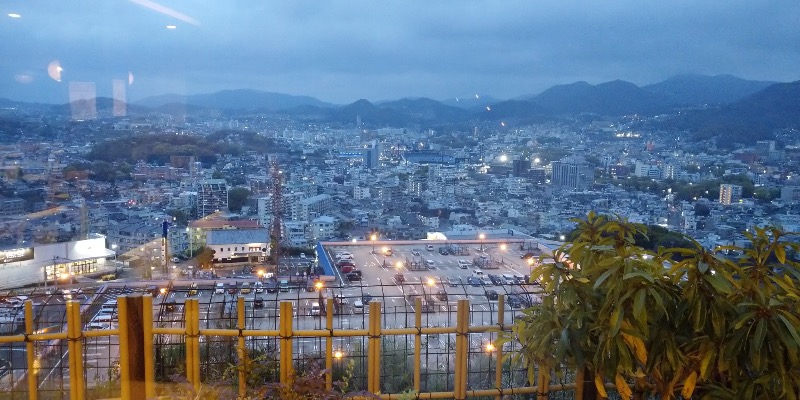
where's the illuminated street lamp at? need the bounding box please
[479,233,486,252]
[395,261,403,271]
[333,350,343,359]
[485,342,496,352]
[499,243,507,264]
[527,257,535,275]
[315,281,325,316]
[370,233,377,254]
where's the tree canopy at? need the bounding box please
[510,212,800,399]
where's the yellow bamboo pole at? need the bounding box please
[189,298,201,392]
[325,298,334,390]
[495,295,505,400]
[237,296,246,399]
[454,300,469,400]
[142,295,155,399]
[413,297,422,393]
[66,300,84,400]
[279,301,294,384]
[537,366,550,400]
[367,301,382,393]
[118,297,131,400]
[24,301,37,400]
[575,368,585,400]
[184,299,194,390]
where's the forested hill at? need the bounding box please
[86,131,280,165]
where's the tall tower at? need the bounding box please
[269,159,284,272]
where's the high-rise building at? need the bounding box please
[197,179,229,217]
[512,159,530,177]
[550,157,593,189]
[719,184,743,205]
[363,140,380,169]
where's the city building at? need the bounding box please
[550,157,594,190]
[719,184,743,205]
[0,234,115,289]
[206,228,269,264]
[197,179,229,218]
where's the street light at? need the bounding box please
[499,243,507,264]
[315,281,324,316]
[527,257,534,275]
[479,233,485,252]
[370,233,377,254]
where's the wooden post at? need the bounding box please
[454,300,469,400]
[413,297,422,393]
[367,301,382,393]
[325,298,334,390]
[495,295,505,400]
[119,295,146,400]
[279,301,294,384]
[24,301,38,400]
[537,366,550,400]
[237,296,247,399]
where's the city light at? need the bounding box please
[485,342,496,352]
[333,350,343,359]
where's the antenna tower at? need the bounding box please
[269,158,283,273]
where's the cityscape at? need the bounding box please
[1,1,799,399]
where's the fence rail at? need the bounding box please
[0,294,594,400]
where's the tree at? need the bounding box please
[228,187,251,213]
[509,212,800,400]
[196,247,215,269]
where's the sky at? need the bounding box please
[1,0,799,105]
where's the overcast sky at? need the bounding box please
[1,0,798,104]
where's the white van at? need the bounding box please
[458,260,471,269]
[310,302,321,316]
[336,253,354,261]
[214,283,225,294]
[93,313,114,323]
[502,274,515,284]
[425,259,436,268]
[100,300,117,312]
[472,269,485,278]
[352,300,364,313]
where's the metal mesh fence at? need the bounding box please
[0,280,596,399]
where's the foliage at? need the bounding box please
[227,187,252,213]
[196,247,215,269]
[508,212,800,400]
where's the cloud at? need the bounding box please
[0,0,798,103]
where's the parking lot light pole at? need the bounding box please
[499,243,507,264]
[370,234,377,254]
[527,258,534,275]
[315,281,324,316]
[479,233,485,252]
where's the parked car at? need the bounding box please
[487,274,503,285]
[447,276,460,287]
[346,272,362,281]
[485,290,499,300]
[438,247,449,255]
[425,244,435,251]
[253,296,264,308]
[411,249,421,256]
[254,282,264,293]
[507,294,523,309]
[435,290,448,301]
[341,265,354,274]
[362,294,373,303]
[467,276,483,287]
[214,283,225,294]
[394,273,406,283]
[266,280,279,293]
[279,280,289,292]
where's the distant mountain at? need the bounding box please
[671,80,800,145]
[643,74,777,106]
[479,99,549,121]
[51,97,150,116]
[533,80,673,116]
[379,98,470,122]
[134,89,333,111]
[441,95,502,109]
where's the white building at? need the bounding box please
[206,228,268,264]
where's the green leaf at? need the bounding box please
[633,289,646,322]
[778,314,800,345]
[752,319,767,353]
[594,268,616,290]
[623,270,655,284]
[698,261,708,274]
[775,244,787,264]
